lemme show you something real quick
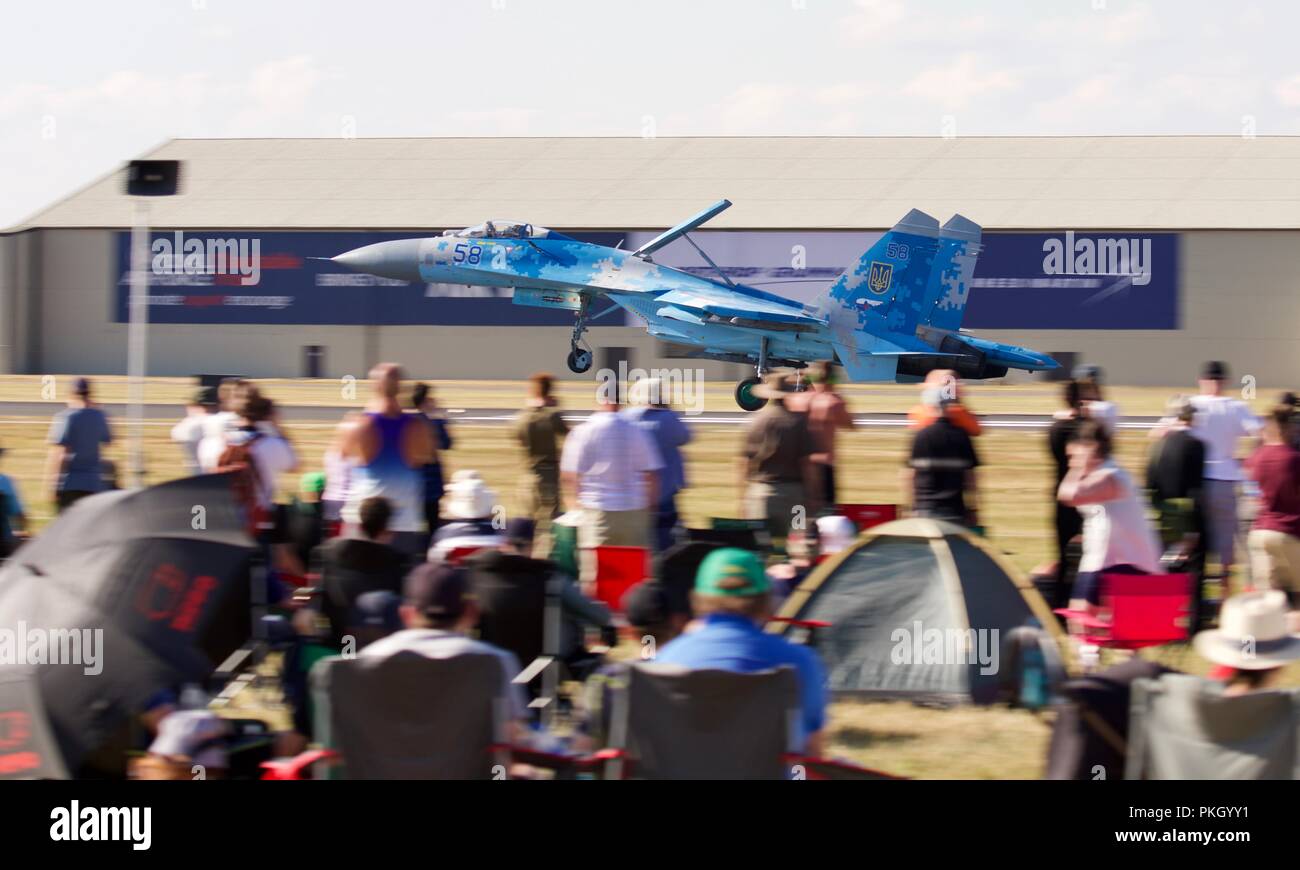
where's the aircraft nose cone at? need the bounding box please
[331,238,423,281]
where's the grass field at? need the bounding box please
[7,375,1295,778]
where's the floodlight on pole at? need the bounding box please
[123,159,182,488]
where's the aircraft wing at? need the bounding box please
[633,200,732,258]
[652,287,825,330]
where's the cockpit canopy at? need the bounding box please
[441,220,574,241]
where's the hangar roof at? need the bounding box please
[11,135,1300,232]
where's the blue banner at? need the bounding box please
[113,230,628,325]
[965,231,1179,330]
[115,229,1178,330]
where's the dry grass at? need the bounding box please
[5,375,1294,778]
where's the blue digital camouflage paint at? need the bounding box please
[330,203,1059,409]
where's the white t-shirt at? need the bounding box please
[202,411,238,441]
[197,426,296,509]
[1085,400,1119,434]
[1077,462,1162,574]
[1189,394,1261,481]
[360,629,527,721]
[559,411,663,512]
[170,413,210,474]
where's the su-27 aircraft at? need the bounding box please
[330,200,1058,410]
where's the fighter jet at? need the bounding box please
[330,200,1058,410]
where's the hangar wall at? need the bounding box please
[5,227,1298,390]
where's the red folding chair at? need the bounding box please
[587,545,650,613]
[1053,572,1192,650]
[837,504,897,531]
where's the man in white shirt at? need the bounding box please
[1185,361,1260,579]
[560,392,663,584]
[171,388,219,475]
[361,562,527,732]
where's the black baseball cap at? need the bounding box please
[623,581,671,629]
[403,563,470,620]
[72,377,92,396]
[1201,360,1229,380]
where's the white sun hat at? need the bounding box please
[444,470,498,520]
[1193,590,1300,670]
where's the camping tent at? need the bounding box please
[771,518,1065,704]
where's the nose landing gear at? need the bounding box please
[566,297,594,373]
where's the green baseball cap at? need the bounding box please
[695,548,770,597]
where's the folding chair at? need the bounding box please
[445,545,487,566]
[1127,673,1300,779]
[836,503,897,532]
[0,669,70,780]
[586,545,650,613]
[261,651,594,780]
[1053,573,1192,651]
[702,517,771,552]
[687,526,762,552]
[601,664,902,780]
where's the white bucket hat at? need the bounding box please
[1193,590,1300,670]
[444,470,497,520]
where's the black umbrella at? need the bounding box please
[0,473,257,777]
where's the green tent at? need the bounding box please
[772,518,1066,704]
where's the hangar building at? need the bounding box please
[1,136,1297,388]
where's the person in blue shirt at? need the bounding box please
[45,377,113,512]
[623,377,692,551]
[0,445,28,556]
[653,547,829,754]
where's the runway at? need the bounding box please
[0,401,1163,430]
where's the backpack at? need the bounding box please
[999,622,1067,711]
[214,432,269,532]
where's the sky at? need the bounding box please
[3,0,1298,227]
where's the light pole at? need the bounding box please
[123,159,181,488]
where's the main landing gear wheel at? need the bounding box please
[567,348,593,373]
[735,376,767,412]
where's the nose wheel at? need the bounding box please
[734,376,767,412]
[567,347,593,374]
